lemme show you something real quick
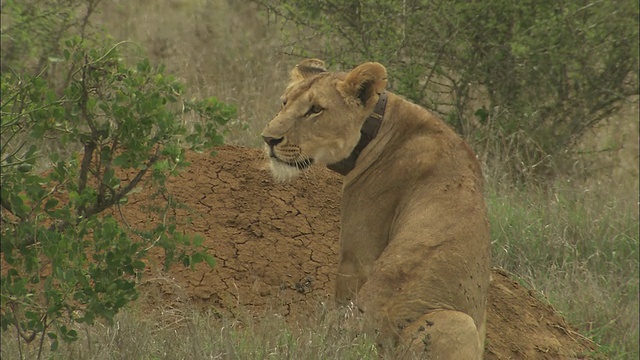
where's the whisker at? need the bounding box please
[295,157,312,170]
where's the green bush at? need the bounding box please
[1,1,235,358]
[256,0,639,181]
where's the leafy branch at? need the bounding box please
[0,3,233,357]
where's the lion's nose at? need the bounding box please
[262,136,284,147]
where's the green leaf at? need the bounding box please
[17,163,32,173]
[9,193,26,218]
[191,252,203,266]
[133,260,146,270]
[68,191,79,204]
[152,159,170,171]
[203,253,216,268]
[193,235,204,247]
[45,89,57,103]
[103,168,115,185]
[45,199,59,210]
[113,154,130,168]
[25,311,39,321]
[29,122,46,138]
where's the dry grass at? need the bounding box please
[1,297,426,360]
[95,0,294,147]
[488,180,639,358]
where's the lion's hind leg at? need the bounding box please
[400,310,482,360]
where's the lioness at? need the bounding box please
[261,59,490,359]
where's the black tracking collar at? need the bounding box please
[327,92,388,176]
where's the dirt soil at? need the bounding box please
[118,145,596,359]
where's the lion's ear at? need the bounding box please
[338,62,388,107]
[290,59,327,82]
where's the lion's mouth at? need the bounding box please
[272,156,313,170]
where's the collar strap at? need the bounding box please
[327,92,388,175]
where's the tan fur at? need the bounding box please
[262,60,490,359]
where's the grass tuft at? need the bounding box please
[1,300,390,360]
[488,180,639,359]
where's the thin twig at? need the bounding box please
[36,313,48,360]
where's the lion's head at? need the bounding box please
[261,59,388,181]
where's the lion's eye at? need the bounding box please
[281,99,287,109]
[304,105,323,117]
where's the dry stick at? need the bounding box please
[98,136,120,210]
[76,56,98,218]
[61,0,105,92]
[36,314,48,360]
[0,196,23,222]
[9,301,37,360]
[19,150,162,248]
[27,179,70,223]
[88,151,160,218]
[14,325,23,360]
[2,67,59,167]
[85,326,92,355]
